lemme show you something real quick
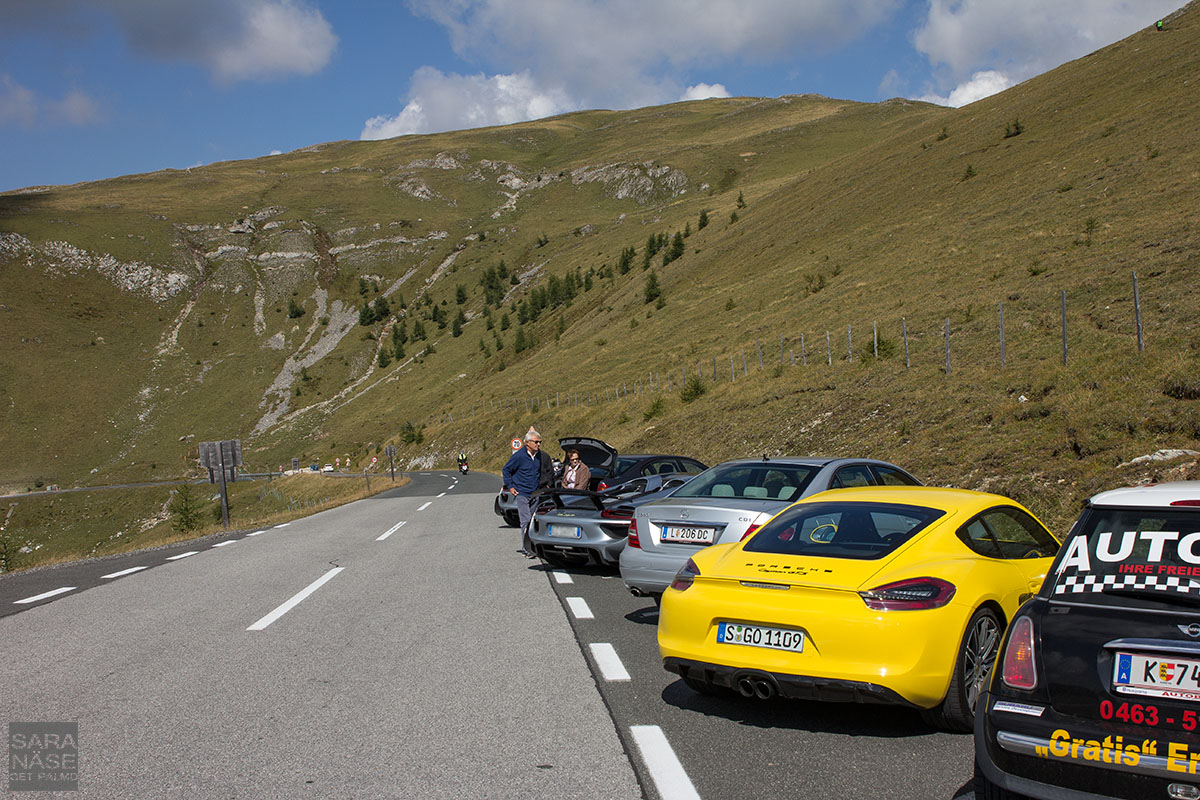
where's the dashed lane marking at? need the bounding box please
[589,643,631,681]
[566,596,594,619]
[629,725,701,800]
[101,566,148,579]
[166,551,198,561]
[273,522,291,529]
[212,540,237,548]
[377,520,407,541]
[418,501,432,511]
[247,530,267,536]
[247,567,344,631]
[14,587,76,605]
[552,571,574,584]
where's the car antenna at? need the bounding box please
[762,453,769,462]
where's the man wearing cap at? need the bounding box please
[502,427,551,558]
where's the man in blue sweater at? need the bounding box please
[502,427,551,558]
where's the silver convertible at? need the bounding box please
[528,474,695,568]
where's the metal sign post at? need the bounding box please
[385,445,397,482]
[199,439,242,530]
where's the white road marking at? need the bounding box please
[166,551,198,561]
[247,530,267,536]
[589,643,631,682]
[566,596,594,619]
[247,567,344,631]
[629,725,701,800]
[376,520,407,541]
[101,566,148,579]
[437,492,446,498]
[273,522,291,529]
[212,540,236,548]
[418,501,432,511]
[552,571,574,584]
[15,587,76,605]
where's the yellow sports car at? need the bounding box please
[657,486,1061,730]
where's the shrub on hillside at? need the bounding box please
[680,375,706,403]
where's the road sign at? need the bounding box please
[510,438,522,451]
[371,456,377,464]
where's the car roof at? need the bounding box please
[799,485,1024,512]
[708,457,899,468]
[1088,481,1200,508]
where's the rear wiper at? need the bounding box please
[1100,588,1200,608]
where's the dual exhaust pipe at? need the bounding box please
[734,672,777,700]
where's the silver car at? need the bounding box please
[528,474,694,568]
[619,457,921,600]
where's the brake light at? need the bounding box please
[740,524,761,541]
[627,518,641,548]
[1000,616,1037,690]
[670,558,700,591]
[536,502,554,514]
[601,506,633,521]
[859,577,956,610]
[1172,500,1200,507]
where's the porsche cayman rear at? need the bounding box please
[658,486,1060,730]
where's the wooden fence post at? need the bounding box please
[1133,272,1144,353]
[999,303,1006,368]
[1060,290,1068,366]
[944,318,951,375]
[902,317,910,369]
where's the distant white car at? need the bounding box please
[322,464,334,472]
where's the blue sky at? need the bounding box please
[0,0,1184,192]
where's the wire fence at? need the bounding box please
[423,271,1155,427]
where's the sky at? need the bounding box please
[0,0,1185,192]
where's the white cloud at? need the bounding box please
[0,74,37,129]
[49,88,102,125]
[0,74,101,128]
[913,0,1184,85]
[361,68,575,140]
[378,0,903,135]
[204,0,338,82]
[681,83,731,102]
[0,1,337,83]
[918,69,1013,107]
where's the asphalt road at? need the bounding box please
[0,471,638,799]
[1,471,980,799]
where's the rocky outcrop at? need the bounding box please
[0,232,191,302]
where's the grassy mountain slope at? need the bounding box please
[2,4,1198,567]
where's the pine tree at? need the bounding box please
[170,483,203,533]
[644,271,662,304]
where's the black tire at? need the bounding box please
[922,606,1003,732]
[974,760,1029,800]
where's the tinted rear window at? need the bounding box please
[615,457,641,473]
[744,501,945,560]
[1050,507,1200,602]
[671,464,817,502]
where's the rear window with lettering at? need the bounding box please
[1050,508,1200,602]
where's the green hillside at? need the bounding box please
[2,4,1198,570]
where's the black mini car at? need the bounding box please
[975,481,1200,800]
